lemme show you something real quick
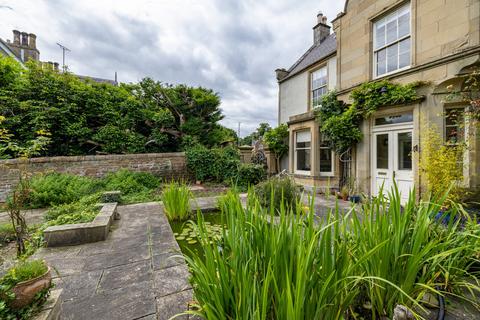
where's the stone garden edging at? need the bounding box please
[43,203,120,247]
[32,288,63,320]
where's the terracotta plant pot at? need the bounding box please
[9,267,52,310]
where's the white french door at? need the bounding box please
[372,127,413,204]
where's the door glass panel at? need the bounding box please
[398,132,412,170]
[376,134,389,169]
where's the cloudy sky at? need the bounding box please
[0,0,344,136]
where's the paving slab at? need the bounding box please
[32,202,195,320]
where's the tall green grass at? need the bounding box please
[184,185,480,319]
[161,182,192,221]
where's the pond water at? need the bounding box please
[169,212,225,261]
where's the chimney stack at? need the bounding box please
[28,33,37,49]
[313,12,330,45]
[13,30,20,45]
[275,68,289,81]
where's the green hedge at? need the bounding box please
[186,145,267,188]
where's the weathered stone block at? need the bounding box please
[43,203,118,247]
[101,191,122,203]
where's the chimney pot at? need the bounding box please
[313,12,330,45]
[317,12,325,23]
[13,30,20,45]
[21,32,28,46]
[28,33,37,49]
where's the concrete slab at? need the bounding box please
[153,264,191,298]
[32,202,194,319]
[156,289,193,320]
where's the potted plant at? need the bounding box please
[339,186,349,201]
[0,260,52,310]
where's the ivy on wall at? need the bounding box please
[315,80,422,153]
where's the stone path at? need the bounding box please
[31,202,194,320]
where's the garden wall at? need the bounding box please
[0,153,188,202]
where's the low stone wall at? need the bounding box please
[0,152,188,202]
[43,202,119,247]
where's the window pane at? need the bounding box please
[375,113,413,125]
[445,108,465,144]
[376,134,389,169]
[398,12,410,38]
[398,132,412,170]
[387,43,398,73]
[398,38,410,68]
[375,25,386,49]
[296,149,311,171]
[320,148,332,173]
[296,131,311,143]
[386,20,397,44]
[376,49,387,76]
[312,67,327,90]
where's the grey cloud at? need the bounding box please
[1,0,344,136]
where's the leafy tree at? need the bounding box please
[263,124,289,173]
[0,57,231,156]
[240,122,272,146]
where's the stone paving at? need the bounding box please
[31,202,193,320]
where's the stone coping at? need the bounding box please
[0,152,185,165]
[33,288,63,320]
[43,203,119,247]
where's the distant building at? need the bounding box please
[0,30,117,85]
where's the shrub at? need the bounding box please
[419,121,465,204]
[102,169,161,195]
[254,176,301,214]
[44,193,101,225]
[24,170,161,209]
[27,173,99,208]
[0,223,15,243]
[185,145,240,183]
[235,163,266,188]
[161,182,192,221]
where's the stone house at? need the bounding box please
[277,0,480,202]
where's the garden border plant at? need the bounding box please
[183,184,480,319]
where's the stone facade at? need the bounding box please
[0,153,188,202]
[277,0,480,197]
[332,0,480,196]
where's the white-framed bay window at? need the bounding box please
[319,134,334,176]
[311,66,327,108]
[295,130,311,174]
[373,3,411,77]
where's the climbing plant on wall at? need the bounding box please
[315,80,421,153]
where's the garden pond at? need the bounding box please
[170,212,225,261]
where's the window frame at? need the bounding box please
[310,66,328,108]
[294,130,312,175]
[372,2,412,78]
[444,107,466,145]
[318,132,334,176]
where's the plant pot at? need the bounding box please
[195,180,202,185]
[9,266,52,310]
[349,195,361,203]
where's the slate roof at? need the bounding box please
[281,33,336,82]
[0,38,24,65]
